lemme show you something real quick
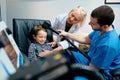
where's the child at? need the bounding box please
[28,25,52,62]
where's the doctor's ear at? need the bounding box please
[102,25,108,28]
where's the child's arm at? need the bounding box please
[39,45,63,57]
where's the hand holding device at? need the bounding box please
[42,21,91,61]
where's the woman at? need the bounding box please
[40,6,87,58]
[49,6,87,50]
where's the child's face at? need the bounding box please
[33,30,47,44]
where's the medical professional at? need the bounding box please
[48,6,87,50]
[57,5,120,80]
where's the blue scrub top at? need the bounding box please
[88,29,120,70]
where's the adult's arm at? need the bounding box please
[58,30,91,44]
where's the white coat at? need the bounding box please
[52,14,82,49]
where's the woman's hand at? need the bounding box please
[57,29,68,37]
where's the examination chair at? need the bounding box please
[13,18,53,64]
[12,18,120,80]
[9,59,105,80]
[13,18,53,56]
[11,18,107,80]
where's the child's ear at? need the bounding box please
[32,34,36,40]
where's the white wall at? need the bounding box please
[0,0,6,22]
[6,0,120,34]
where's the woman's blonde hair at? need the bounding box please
[69,6,87,26]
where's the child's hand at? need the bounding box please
[48,38,57,47]
[39,50,52,57]
[48,41,56,47]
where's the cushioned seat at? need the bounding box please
[13,18,53,56]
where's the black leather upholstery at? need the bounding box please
[13,18,53,56]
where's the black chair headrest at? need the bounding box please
[13,18,53,56]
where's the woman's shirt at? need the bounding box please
[53,14,82,49]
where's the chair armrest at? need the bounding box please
[110,68,120,76]
[70,63,105,80]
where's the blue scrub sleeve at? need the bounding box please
[91,46,116,69]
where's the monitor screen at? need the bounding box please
[0,28,18,68]
[0,21,23,80]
